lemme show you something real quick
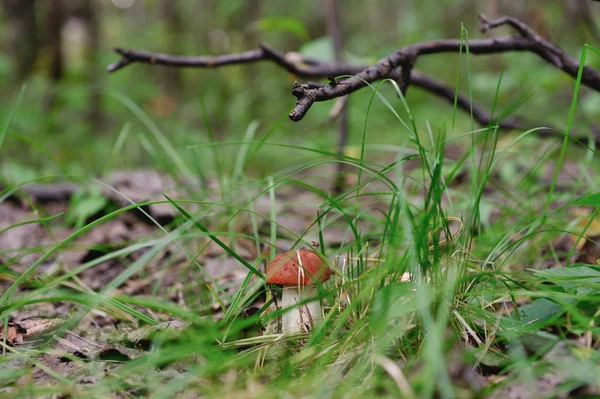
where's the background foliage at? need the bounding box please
[1,0,599,177]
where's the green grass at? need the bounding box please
[2,33,600,399]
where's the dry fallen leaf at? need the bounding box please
[0,318,63,345]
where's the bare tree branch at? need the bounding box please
[288,14,600,121]
[107,14,600,145]
[107,44,509,126]
[107,48,265,72]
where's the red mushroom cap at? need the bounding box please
[266,249,331,286]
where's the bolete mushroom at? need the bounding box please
[266,249,331,333]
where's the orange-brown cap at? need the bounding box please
[266,249,331,286]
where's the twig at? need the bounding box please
[107,48,265,72]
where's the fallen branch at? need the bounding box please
[108,14,600,145]
[287,13,600,121]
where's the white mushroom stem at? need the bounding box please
[280,285,322,333]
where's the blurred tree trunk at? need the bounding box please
[483,0,500,19]
[43,0,66,115]
[483,0,502,73]
[47,0,65,82]
[2,0,38,81]
[158,0,183,98]
[78,0,103,129]
[241,0,261,98]
[566,0,600,42]
[241,0,261,47]
[326,0,349,194]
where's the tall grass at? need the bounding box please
[2,34,600,399]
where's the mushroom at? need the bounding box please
[266,249,331,333]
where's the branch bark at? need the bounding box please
[107,14,600,145]
[287,13,600,121]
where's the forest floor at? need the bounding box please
[2,130,600,398]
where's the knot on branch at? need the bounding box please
[478,13,532,39]
[478,13,492,34]
[290,81,319,121]
[291,81,306,99]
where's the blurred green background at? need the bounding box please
[1,0,599,182]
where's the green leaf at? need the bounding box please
[66,189,109,230]
[298,37,368,67]
[574,192,600,207]
[1,161,38,186]
[534,265,600,295]
[514,330,559,355]
[513,298,565,327]
[299,37,335,62]
[256,17,309,41]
